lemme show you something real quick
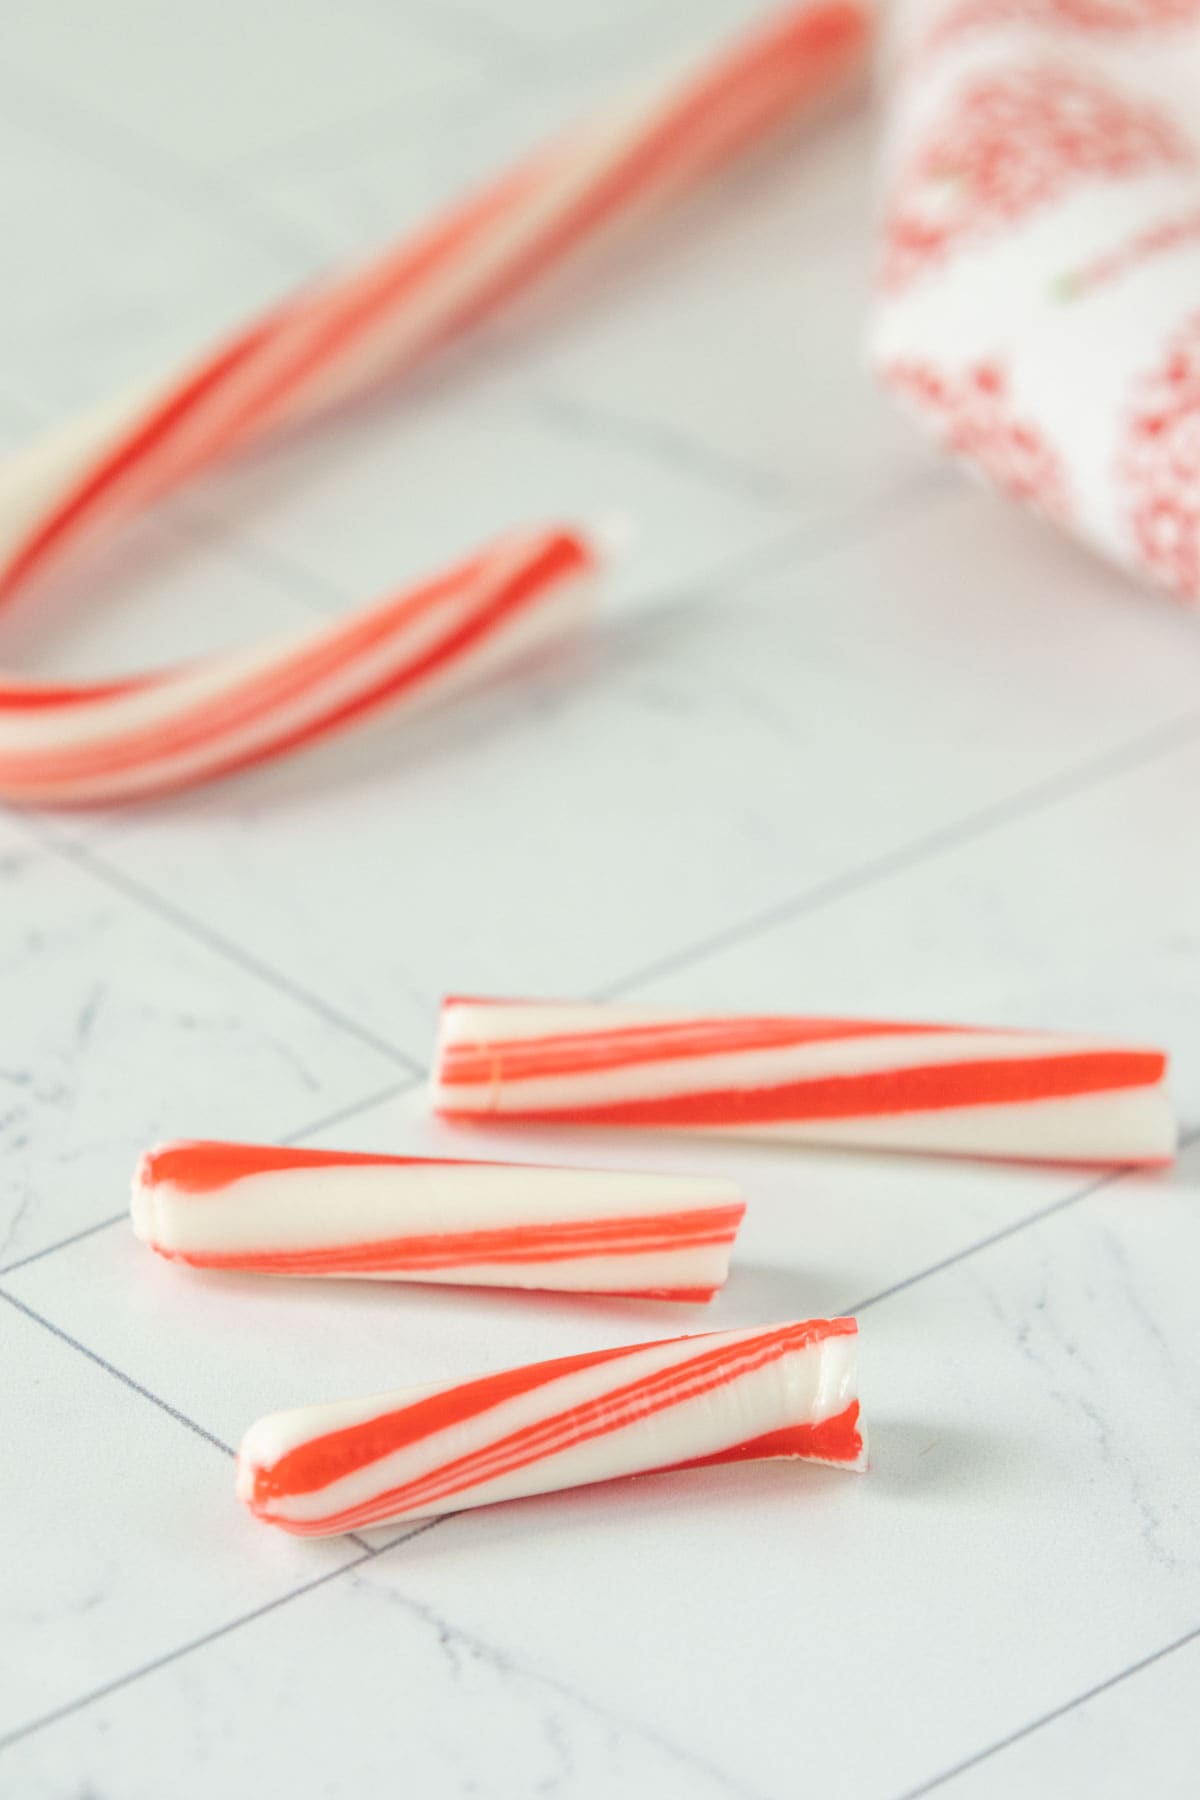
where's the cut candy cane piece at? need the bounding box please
[131,1140,745,1300]
[432,999,1175,1167]
[0,0,870,807]
[237,1317,865,1537]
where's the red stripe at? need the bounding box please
[0,540,494,782]
[211,3,866,460]
[0,672,167,709]
[655,1400,863,1471]
[196,159,553,461]
[158,1229,736,1275]
[153,1207,741,1275]
[438,1049,1166,1126]
[387,3,861,361]
[438,1014,947,1084]
[252,1319,855,1528]
[0,312,288,600]
[0,531,587,797]
[580,1285,718,1303]
[149,532,585,793]
[252,1337,653,1501]
[140,1141,465,1195]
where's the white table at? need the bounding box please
[1,3,1197,1795]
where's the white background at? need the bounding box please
[0,2,1197,1795]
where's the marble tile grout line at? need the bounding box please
[597,698,1200,999]
[0,1210,129,1281]
[0,54,327,272]
[846,1167,1131,1317]
[0,1287,235,1458]
[0,1546,379,1758]
[10,814,423,1073]
[0,1512,770,1800]
[893,1621,1200,1800]
[0,1288,378,1566]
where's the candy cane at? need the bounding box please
[237,1317,865,1536]
[0,0,870,808]
[132,1140,745,1300]
[432,999,1175,1166]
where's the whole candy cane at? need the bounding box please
[132,1140,745,1300]
[237,1317,865,1536]
[0,0,870,808]
[432,998,1175,1166]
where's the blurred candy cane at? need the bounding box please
[0,0,870,807]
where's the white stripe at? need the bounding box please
[133,1157,741,1256]
[344,1242,733,1294]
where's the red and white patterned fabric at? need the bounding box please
[872,0,1200,598]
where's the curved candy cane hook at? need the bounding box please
[0,1,870,807]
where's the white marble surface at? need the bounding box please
[1,3,1198,1796]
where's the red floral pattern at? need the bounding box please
[887,359,1071,518]
[1120,314,1200,600]
[922,0,1200,59]
[881,66,1194,290]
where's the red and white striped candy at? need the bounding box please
[132,1140,745,1301]
[433,999,1175,1166]
[0,0,869,807]
[237,1317,865,1536]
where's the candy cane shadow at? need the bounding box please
[108,538,737,827]
[113,615,610,827]
[362,1445,878,1561]
[0,509,255,675]
[856,1417,1028,1503]
[715,1258,851,1319]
